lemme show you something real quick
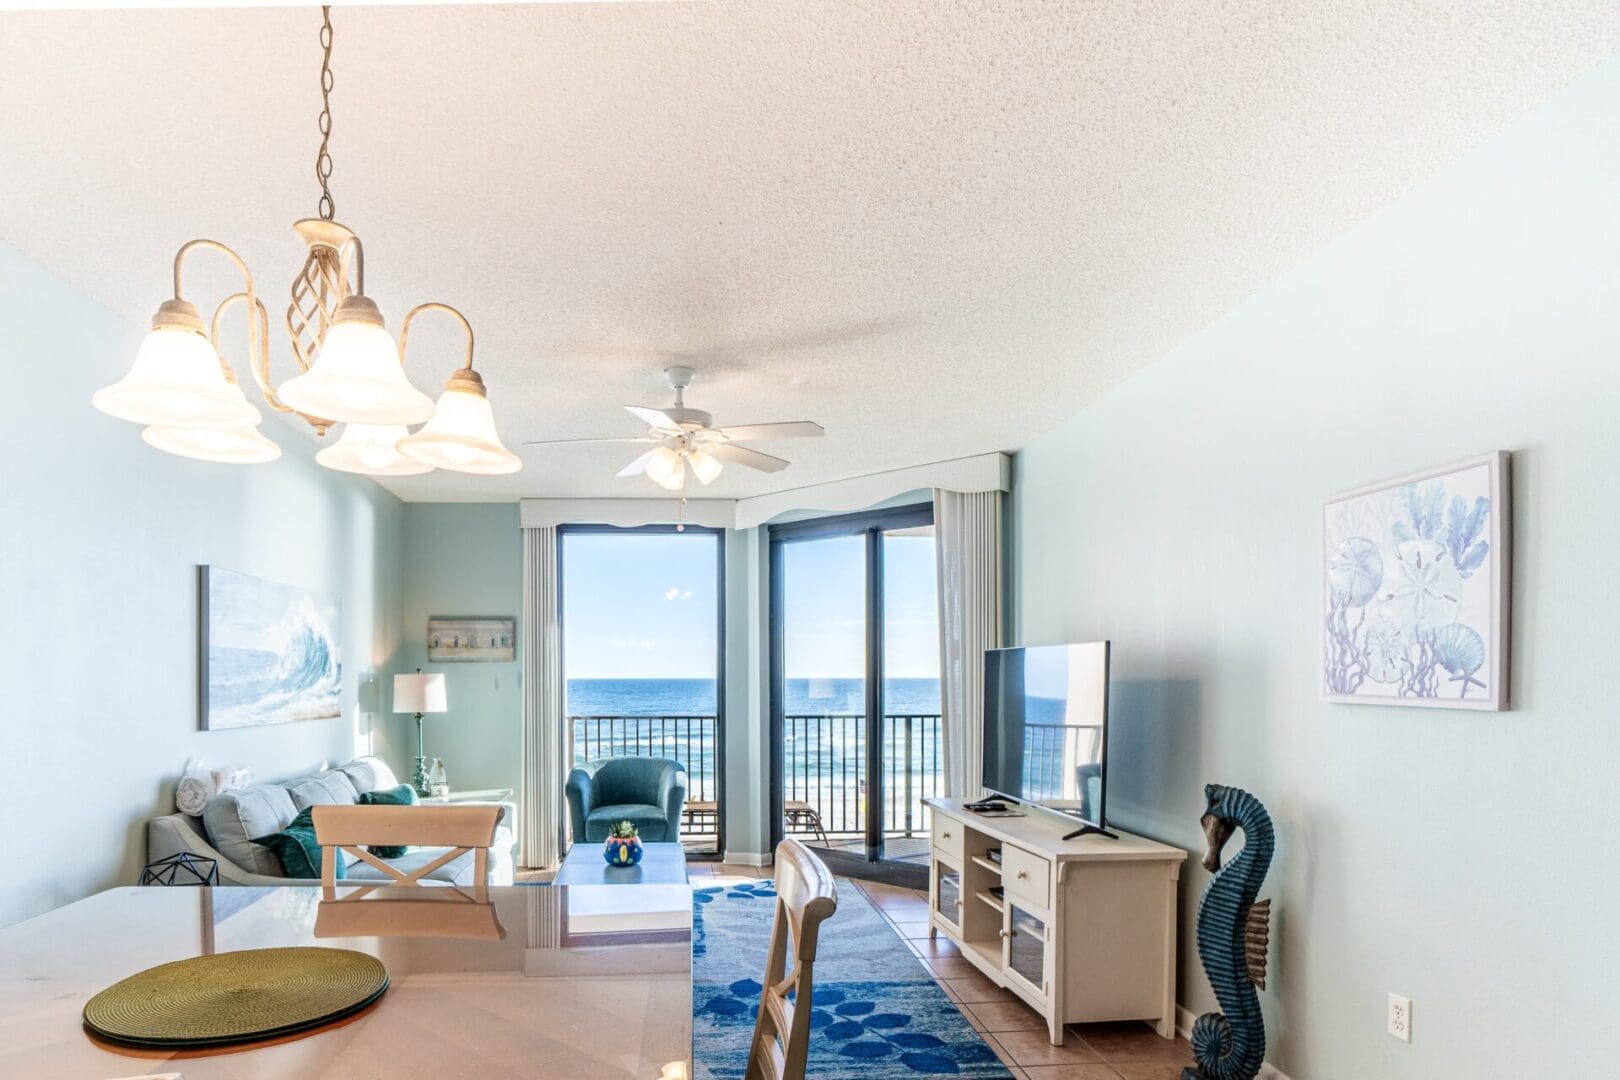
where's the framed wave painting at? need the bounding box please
[1322,452,1510,710]
[200,566,343,730]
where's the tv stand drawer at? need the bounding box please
[932,821,966,865]
[1002,844,1049,908]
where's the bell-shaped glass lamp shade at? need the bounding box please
[643,446,685,491]
[276,297,435,426]
[93,323,261,430]
[687,448,723,485]
[316,423,434,476]
[397,373,522,475]
[141,423,281,464]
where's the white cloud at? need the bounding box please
[663,587,693,602]
[663,587,680,601]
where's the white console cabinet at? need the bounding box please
[924,798,1185,1045]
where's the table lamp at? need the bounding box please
[393,669,448,796]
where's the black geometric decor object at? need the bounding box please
[139,852,220,886]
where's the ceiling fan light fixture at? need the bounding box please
[93,305,261,430]
[687,447,723,485]
[317,423,433,476]
[397,369,522,475]
[643,446,686,490]
[277,296,435,425]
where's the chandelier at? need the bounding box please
[93,7,521,477]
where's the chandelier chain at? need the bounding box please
[315,5,336,221]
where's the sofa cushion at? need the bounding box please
[585,803,669,842]
[251,808,345,880]
[337,756,399,797]
[357,783,419,858]
[202,783,299,876]
[285,770,360,812]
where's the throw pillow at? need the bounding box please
[358,783,419,859]
[251,808,345,880]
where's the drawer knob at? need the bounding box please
[941,831,951,838]
[1016,870,1028,879]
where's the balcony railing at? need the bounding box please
[569,712,943,839]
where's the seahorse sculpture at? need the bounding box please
[1182,784,1274,1080]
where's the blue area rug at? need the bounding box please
[693,878,1010,1079]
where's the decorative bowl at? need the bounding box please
[603,835,644,866]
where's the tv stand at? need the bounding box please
[924,797,1184,1045]
[1061,823,1118,841]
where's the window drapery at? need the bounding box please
[933,489,1004,799]
[520,526,567,868]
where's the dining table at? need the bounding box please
[0,882,693,1079]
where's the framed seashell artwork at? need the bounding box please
[1322,452,1510,710]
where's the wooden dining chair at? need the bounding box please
[312,803,502,899]
[745,838,839,1080]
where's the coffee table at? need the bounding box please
[555,841,689,886]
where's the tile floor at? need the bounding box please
[690,863,1199,1080]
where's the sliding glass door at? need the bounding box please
[559,525,724,858]
[770,505,940,874]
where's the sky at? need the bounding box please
[561,528,940,680]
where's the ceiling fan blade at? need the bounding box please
[706,442,790,473]
[522,436,660,446]
[625,405,681,429]
[712,421,825,441]
[615,449,662,478]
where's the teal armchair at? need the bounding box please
[566,757,687,843]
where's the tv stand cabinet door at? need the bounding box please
[930,858,964,936]
[1058,859,1179,1039]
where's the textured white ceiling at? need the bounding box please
[3,3,1617,501]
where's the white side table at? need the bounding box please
[422,787,514,804]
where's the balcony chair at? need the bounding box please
[566,757,688,844]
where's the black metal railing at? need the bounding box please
[568,712,943,839]
[570,714,720,805]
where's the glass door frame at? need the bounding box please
[556,523,727,860]
[767,502,934,880]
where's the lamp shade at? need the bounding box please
[93,325,261,430]
[643,446,685,490]
[397,373,522,475]
[687,448,723,485]
[277,297,436,426]
[393,672,447,714]
[316,423,434,476]
[142,423,282,464]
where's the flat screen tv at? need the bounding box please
[981,642,1114,839]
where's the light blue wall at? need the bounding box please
[392,503,523,796]
[2,243,405,928]
[1011,57,1620,1078]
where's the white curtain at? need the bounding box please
[934,489,1004,799]
[520,526,567,869]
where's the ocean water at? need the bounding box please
[567,678,943,830]
[565,677,941,717]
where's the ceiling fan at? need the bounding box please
[525,366,824,490]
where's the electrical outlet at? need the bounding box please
[1387,993,1412,1043]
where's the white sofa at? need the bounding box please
[146,756,516,887]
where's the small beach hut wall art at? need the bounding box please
[427,617,516,662]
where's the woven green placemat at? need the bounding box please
[83,946,388,1048]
